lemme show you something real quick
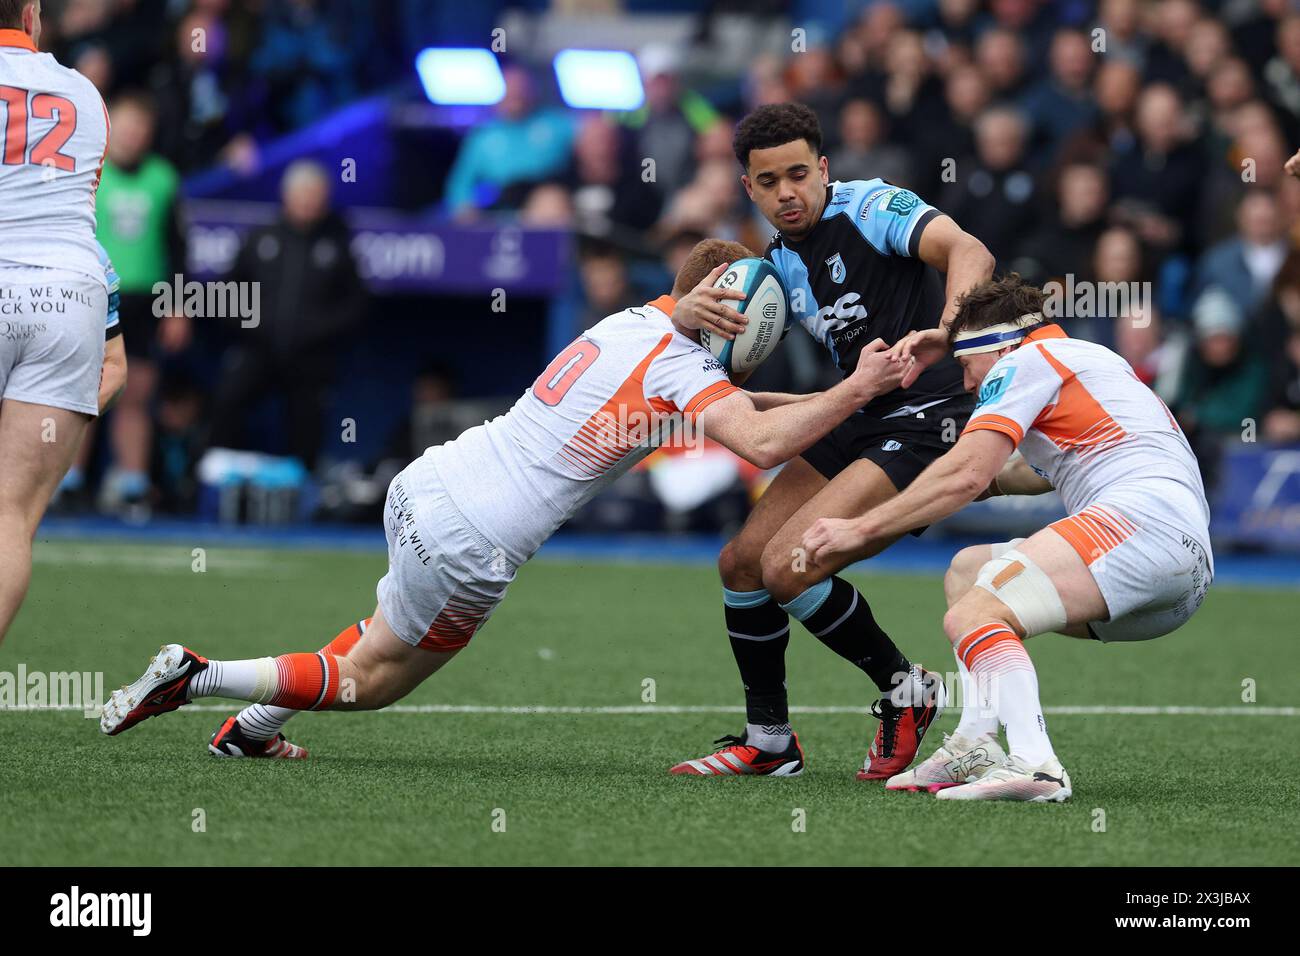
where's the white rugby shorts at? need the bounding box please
[376,452,517,651]
[0,268,106,416]
[1047,501,1213,643]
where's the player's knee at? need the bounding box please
[943,600,977,645]
[0,500,42,541]
[943,592,1009,645]
[942,568,963,608]
[943,548,985,606]
[971,548,1066,639]
[718,535,763,590]
[759,538,805,603]
[716,538,741,583]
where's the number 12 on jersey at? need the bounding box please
[0,85,78,171]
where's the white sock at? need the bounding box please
[187,658,276,702]
[745,722,792,751]
[959,624,1055,766]
[953,653,1000,741]
[237,703,298,740]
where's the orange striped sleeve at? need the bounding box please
[962,413,1025,448]
[683,381,738,420]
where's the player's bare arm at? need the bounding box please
[916,214,995,331]
[802,430,1013,565]
[985,452,1053,498]
[99,335,128,413]
[891,216,994,388]
[700,339,904,469]
[744,390,821,410]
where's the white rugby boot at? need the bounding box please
[935,753,1072,803]
[885,732,1006,793]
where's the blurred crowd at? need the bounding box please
[43,0,1300,523]
[458,0,1300,494]
[51,0,422,517]
[46,0,444,173]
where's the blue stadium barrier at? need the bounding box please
[36,517,1300,589]
[1211,444,1300,552]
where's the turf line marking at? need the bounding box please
[10,704,1299,716]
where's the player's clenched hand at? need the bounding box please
[849,338,905,400]
[889,327,951,388]
[802,516,869,567]
[673,263,749,340]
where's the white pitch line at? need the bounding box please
[335,703,1300,716]
[7,704,1299,716]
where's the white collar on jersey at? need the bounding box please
[951,312,1045,357]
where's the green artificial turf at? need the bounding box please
[1,539,1296,866]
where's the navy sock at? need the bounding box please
[782,576,911,693]
[723,588,790,725]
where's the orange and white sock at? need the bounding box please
[234,619,371,739]
[188,619,367,708]
[320,618,369,657]
[952,651,1000,741]
[956,623,1055,766]
[262,652,342,710]
[184,652,336,708]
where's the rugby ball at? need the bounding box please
[698,257,789,375]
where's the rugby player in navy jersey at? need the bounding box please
[669,103,995,779]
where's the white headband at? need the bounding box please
[951,312,1045,356]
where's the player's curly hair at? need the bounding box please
[733,103,823,170]
[947,274,1047,344]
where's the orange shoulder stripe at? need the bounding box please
[684,380,738,418]
[964,413,1025,447]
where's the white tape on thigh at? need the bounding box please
[974,548,1067,637]
[988,538,1026,561]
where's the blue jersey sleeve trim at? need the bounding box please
[844,181,937,258]
[906,207,940,259]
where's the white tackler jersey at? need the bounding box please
[433,297,738,564]
[963,325,1212,553]
[0,32,109,284]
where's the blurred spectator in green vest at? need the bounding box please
[82,92,188,520]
